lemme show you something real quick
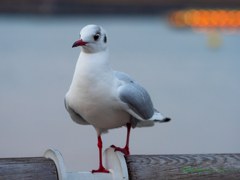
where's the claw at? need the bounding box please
[110,145,130,156]
[92,166,110,173]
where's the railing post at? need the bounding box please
[43,147,128,180]
[43,149,67,180]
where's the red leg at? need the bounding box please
[92,136,109,173]
[111,123,131,156]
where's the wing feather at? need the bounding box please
[115,71,171,127]
[115,71,154,120]
[64,96,90,125]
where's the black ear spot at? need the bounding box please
[104,35,107,43]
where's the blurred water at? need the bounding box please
[0,14,240,172]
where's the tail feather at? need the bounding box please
[148,109,171,123]
[131,109,171,128]
[156,117,171,123]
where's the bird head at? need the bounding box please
[72,25,108,53]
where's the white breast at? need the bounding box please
[66,51,130,130]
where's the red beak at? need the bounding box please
[72,39,88,48]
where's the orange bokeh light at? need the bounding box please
[169,9,240,29]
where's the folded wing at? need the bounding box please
[64,96,90,125]
[115,71,170,128]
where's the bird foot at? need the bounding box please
[92,166,110,173]
[110,145,130,156]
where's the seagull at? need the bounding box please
[65,25,171,173]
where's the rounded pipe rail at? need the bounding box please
[0,148,240,180]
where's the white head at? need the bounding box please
[72,25,108,53]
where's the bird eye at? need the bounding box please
[94,34,100,41]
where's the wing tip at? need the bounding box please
[164,117,171,122]
[154,117,171,123]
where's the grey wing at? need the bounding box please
[64,96,90,125]
[114,71,135,83]
[114,71,154,119]
[115,71,171,128]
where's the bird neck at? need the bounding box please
[71,48,112,87]
[77,49,110,73]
